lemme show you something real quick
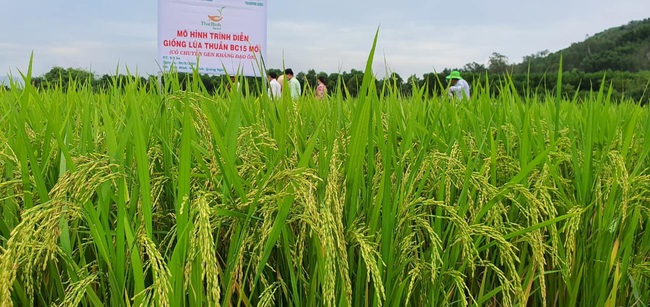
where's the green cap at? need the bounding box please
[445,71,463,80]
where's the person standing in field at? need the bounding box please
[228,75,241,93]
[267,71,281,100]
[285,68,301,100]
[277,74,285,92]
[446,71,470,100]
[315,75,328,100]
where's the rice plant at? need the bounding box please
[0,45,649,306]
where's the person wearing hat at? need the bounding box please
[446,71,470,100]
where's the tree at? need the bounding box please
[345,74,363,97]
[387,72,403,88]
[200,74,216,93]
[404,74,421,95]
[522,50,549,63]
[31,77,45,89]
[98,74,113,90]
[327,72,340,93]
[42,67,95,89]
[422,73,444,96]
[462,62,487,73]
[304,69,317,89]
[488,52,509,74]
[296,71,308,92]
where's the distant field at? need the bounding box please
[0,60,649,307]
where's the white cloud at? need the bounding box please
[99,21,158,40]
[2,0,648,80]
[265,14,650,78]
[1,40,159,77]
[266,20,530,77]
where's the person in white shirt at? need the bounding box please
[446,71,470,100]
[267,71,281,100]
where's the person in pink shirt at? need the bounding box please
[315,75,328,100]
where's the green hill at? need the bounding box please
[516,18,650,73]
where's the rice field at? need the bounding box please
[1,52,650,306]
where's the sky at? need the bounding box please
[1,0,649,81]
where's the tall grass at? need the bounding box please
[0,51,649,306]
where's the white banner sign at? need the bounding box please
[158,0,267,76]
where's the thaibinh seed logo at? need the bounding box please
[208,6,225,22]
[202,6,225,30]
